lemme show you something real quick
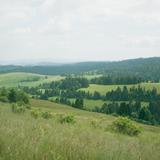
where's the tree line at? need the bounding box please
[93,101,160,125]
[105,86,160,101]
[91,76,144,85]
[0,87,29,104]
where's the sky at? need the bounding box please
[0,0,160,64]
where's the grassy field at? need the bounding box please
[0,72,64,88]
[83,74,102,80]
[49,97,148,111]
[80,83,160,95]
[84,99,110,110]
[0,99,160,160]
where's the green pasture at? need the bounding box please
[0,72,64,88]
[80,83,160,95]
[83,74,102,80]
[49,97,149,111]
[83,99,148,110]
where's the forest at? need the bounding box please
[15,75,160,125]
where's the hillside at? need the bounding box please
[0,62,108,75]
[0,72,63,88]
[80,83,160,95]
[0,99,160,160]
[0,57,160,81]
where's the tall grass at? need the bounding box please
[0,101,160,160]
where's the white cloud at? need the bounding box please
[12,27,31,34]
[0,0,160,62]
[121,35,160,48]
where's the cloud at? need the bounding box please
[120,35,160,48]
[0,0,160,62]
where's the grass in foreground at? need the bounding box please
[0,99,160,160]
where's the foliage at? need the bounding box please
[30,109,41,119]
[0,96,9,102]
[97,101,160,124]
[72,98,84,109]
[30,109,53,119]
[11,103,26,113]
[111,117,141,136]
[0,87,30,104]
[41,111,53,119]
[91,76,143,85]
[105,86,160,101]
[58,114,76,124]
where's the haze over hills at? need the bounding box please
[0,57,160,80]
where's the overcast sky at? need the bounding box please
[0,0,160,63]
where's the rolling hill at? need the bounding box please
[0,72,63,88]
[0,99,160,160]
[0,57,160,81]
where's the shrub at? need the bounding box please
[0,96,9,102]
[131,112,138,119]
[90,120,100,128]
[30,109,41,119]
[17,101,31,109]
[8,89,29,104]
[111,113,119,117]
[41,111,53,119]
[11,103,26,113]
[111,117,141,136]
[31,109,53,119]
[58,114,75,124]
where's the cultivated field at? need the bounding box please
[0,99,160,160]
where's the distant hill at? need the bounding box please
[0,62,108,75]
[100,57,160,81]
[0,57,160,81]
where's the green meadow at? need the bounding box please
[0,72,64,88]
[83,74,102,80]
[49,97,149,111]
[0,99,160,160]
[80,83,160,95]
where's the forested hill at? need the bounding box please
[101,57,160,81]
[0,62,108,75]
[0,57,160,80]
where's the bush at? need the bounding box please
[41,111,53,119]
[31,109,53,119]
[11,103,26,113]
[8,89,29,104]
[30,109,41,119]
[90,120,100,128]
[111,117,141,136]
[0,96,9,102]
[58,114,75,124]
